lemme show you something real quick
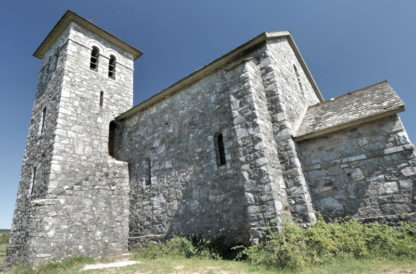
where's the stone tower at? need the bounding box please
[6,10,141,266]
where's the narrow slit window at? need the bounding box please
[39,107,46,135]
[29,166,36,197]
[214,133,226,167]
[293,64,303,92]
[108,55,116,79]
[109,121,116,157]
[145,159,151,186]
[99,91,104,108]
[90,46,99,70]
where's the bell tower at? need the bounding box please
[6,10,142,266]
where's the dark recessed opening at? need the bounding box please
[145,159,151,186]
[109,121,116,157]
[108,55,116,79]
[90,46,99,70]
[99,91,104,108]
[214,133,226,167]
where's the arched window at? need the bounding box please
[108,55,116,79]
[214,133,226,167]
[90,46,99,70]
[99,91,104,108]
[39,107,46,135]
[109,121,117,157]
[293,64,303,92]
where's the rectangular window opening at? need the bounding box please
[215,133,226,167]
[99,91,104,108]
[145,159,151,186]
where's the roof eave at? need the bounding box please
[33,10,142,60]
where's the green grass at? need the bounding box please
[241,217,416,270]
[302,257,416,274]
[3,217,416,273]
[8,256,94,274]
[0,232,10,268]
[7,256,416,274]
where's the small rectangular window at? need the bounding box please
[145,159,151,186]
[99,91,104,108]
[214,133,226,167]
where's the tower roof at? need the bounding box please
[33,10,142,60]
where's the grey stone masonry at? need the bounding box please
[6,11,140,266]
[229,57,289,241]
[6,10,416,267]
[297,115,416,222]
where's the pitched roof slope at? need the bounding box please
[294,81,405,141]
[117,31,323,120]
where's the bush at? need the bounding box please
[240,216,416,270]
[134,236,222,260]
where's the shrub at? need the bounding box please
[134,236,221,260]
[240,217,416,270]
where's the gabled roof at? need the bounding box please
[117,31,323,120]
[33,10,142,60]
[294,81,405,141]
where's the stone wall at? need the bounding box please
[261,38,320,223]
[297,115,416,221]
[114,37,325,245]
[7,21,134,265]
[6,27,70,266]
[115,63,250,246]
[229,57,289,242]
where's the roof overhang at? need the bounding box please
[117,31,323,120]
[294,81,406,142]
[33,10,142,60]
[294,107,405,142]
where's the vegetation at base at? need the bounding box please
[2,216,416,273]
[135,215,416,270]
[9,256,94,274]
[240,215,416,270]
[134,236,230,260]
[1,232,10,245]
[0,232,10,268]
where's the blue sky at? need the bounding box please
[0,0,415,229]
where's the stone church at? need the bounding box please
[6,10,416,266]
